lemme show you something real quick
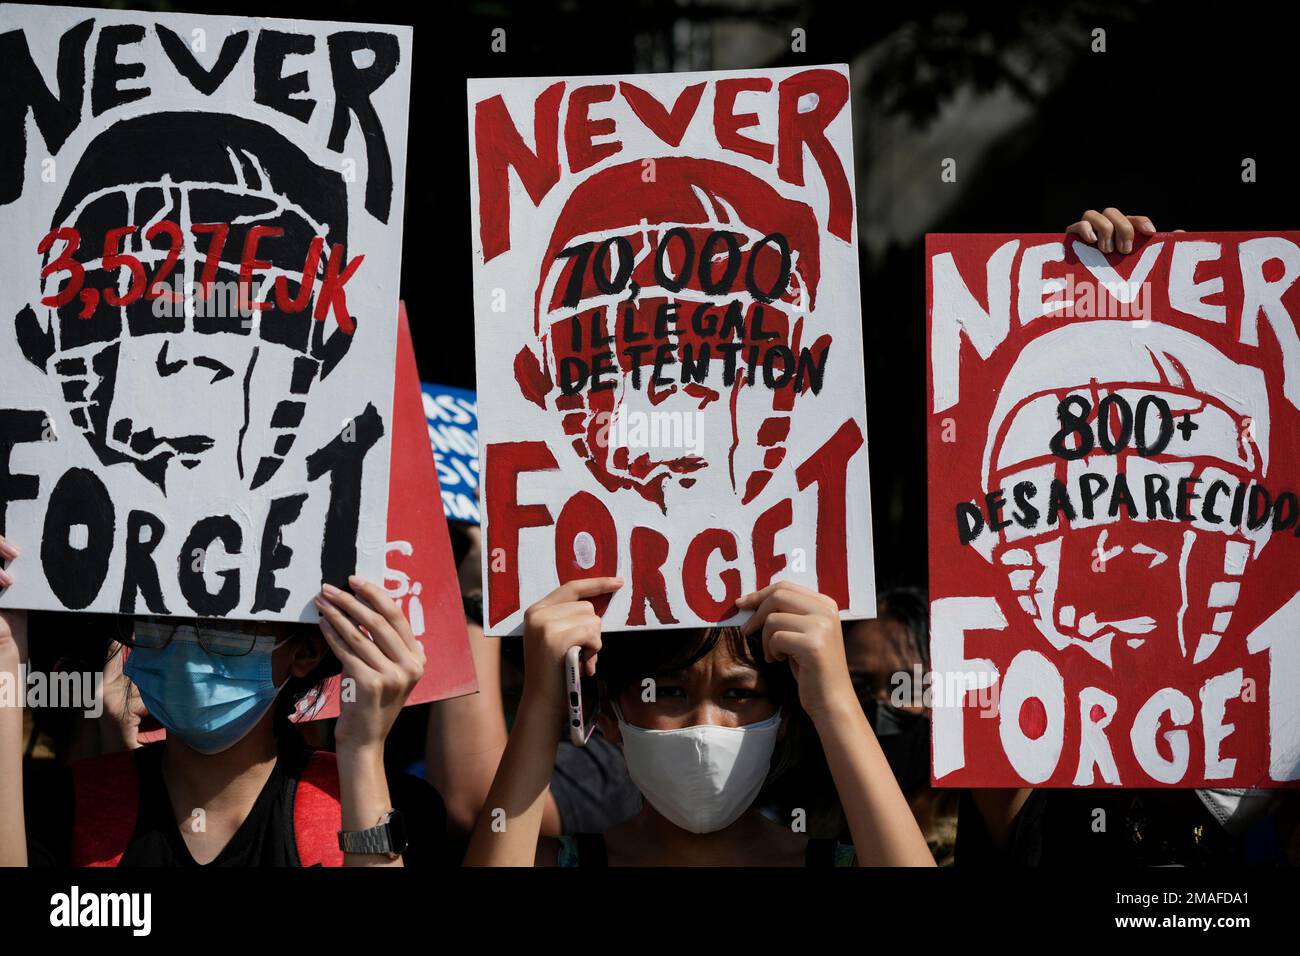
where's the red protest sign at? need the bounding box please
[927,232,1300,788]
[297,303,476,720]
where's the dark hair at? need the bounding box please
[598,626,841,833]
[23,611,120,759]
[876,587,930,671]
[272,623,342,739]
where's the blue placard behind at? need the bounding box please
[421,382,480,524]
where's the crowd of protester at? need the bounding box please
[1,210,1297,867]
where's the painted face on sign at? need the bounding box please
[994,523,1252,674]
[16,112,354,494]
[514,157,827,514]
[978,322,1272,673]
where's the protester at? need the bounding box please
[844,588,931,794]
[845,587,957,864]
[464,577,935,866]
[0,533,448,867]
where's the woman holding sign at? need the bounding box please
[0,533,448,867]
[463,577,933,866]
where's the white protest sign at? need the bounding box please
[0,5,412,620]
[467,65,875,634]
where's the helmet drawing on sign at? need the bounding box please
[514,157,827,513]
[15,112,355,494]
[980,320,1271,671]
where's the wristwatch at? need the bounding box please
[338,809,408,859]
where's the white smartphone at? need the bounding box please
[565,645,598,747]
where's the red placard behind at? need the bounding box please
[296,303,477,720]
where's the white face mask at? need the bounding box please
[615,704,781,834]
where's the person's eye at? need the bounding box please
[724,687,763,701]
[655,685,687,699]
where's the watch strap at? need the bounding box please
[338,811,397,856]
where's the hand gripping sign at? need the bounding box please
[467,66,877,634]
[0,5,412,620]
[927,231,1300,788]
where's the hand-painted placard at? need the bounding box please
[467,66,876,634]
[0,5,412,621]
[422,382,480,525]
[298,304,477,719]
[927,231,1300,787]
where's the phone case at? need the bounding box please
[565,645,592,747]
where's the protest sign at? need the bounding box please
[0,5,412,621]
[422,382,479,525]
[467,65,875,634]
[298,305,477,720]
[927,231,1300,787]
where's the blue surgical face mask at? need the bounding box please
[124,630,290,755]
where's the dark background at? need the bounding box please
[12,0,1300,592]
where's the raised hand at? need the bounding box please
[0,536,27,670]
[520,577,622,720]
[315,576,426,753]
[1066,208,1157,254]
[738,580,855,720]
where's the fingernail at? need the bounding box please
[1119,239,1132,253]
[347,575,362,588]
[1101,240,1112,253]
[0,569,13,587]
[322,583,341,597]
[0,542,17,559]
[314,596,328,610]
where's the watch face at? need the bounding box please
[387,810,409,855]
